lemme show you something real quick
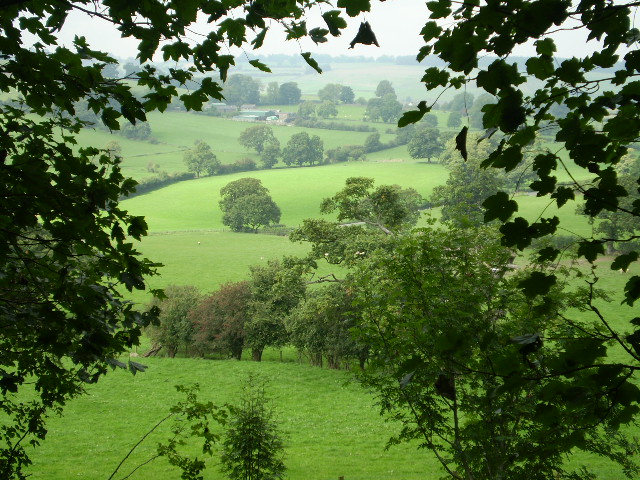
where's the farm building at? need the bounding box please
[233,109,279,122]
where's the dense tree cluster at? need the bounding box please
[223,75,261,107]
[282,132,324,167]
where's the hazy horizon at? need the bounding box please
[43,0,612,63]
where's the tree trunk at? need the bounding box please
[607,241,615,255]
[232,347,243,361]
[143,343,163,357]
[252,348,263,362]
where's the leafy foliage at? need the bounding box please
[316,100,339,119]
[416,0,640,286]
[352,225,639,479]
[0,1,352,476]
[375,80,396,98]
[365,93,402,123]
[190,282,252,360]
[290,178,424,275]
[286,283,365,369]
[223,75,260,107]
[282,132,324,166]
[405,0,640,473]
[147,285,203,358]
[260,141,282,169]
[320,177,424,234]
[245,258,307,361]
[277,82,302,105]
[431,154,506,227]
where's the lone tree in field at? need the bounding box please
[183,140,220,177]
[219,178,281,232]
[406,126,443,163]
[238,125,277,155]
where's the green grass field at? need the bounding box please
[26,358,442,480]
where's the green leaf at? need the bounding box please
[427,0,451,18]
[577,240,605,263]
[322,10,347,36]
[420,21,442,41]
[500,217,535,250]
[218,18,247,47]
[556,58,585,84]
[477,60,525,95]
[455,126,468,161]
[101,107,121,130]
[518,272,557,298]
[526,56,555,80]
[611,252,639,272]
[551,186,575,208]
[251,27,269,49]
[127,216,148,240]
[285,20,307,40]
[128,361,148,375]
[301,52,322,74]
[483,191,518,222]
[421,67,450,89]
[337,0,371,17]
[309,27,329,44]
[248,59,271,73]
[216,55,235,81]
[537,246,560,262]
[623,276,640,306]
[535,38,556,55]
[397,101,429,128]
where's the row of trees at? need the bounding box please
[237,125,324,169]
[149,177,424,364]
[148,255,308,363]
[223,76,359,108]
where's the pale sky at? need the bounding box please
[53,0,612,61]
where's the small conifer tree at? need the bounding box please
[220,376,286,480]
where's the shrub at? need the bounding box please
[220,376,286,480]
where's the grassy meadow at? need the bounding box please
[27,359,443,480]
[22,60,640,480]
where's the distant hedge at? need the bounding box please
[293,118,376,132]
[125,171,195,198]
[125,157,261,198]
